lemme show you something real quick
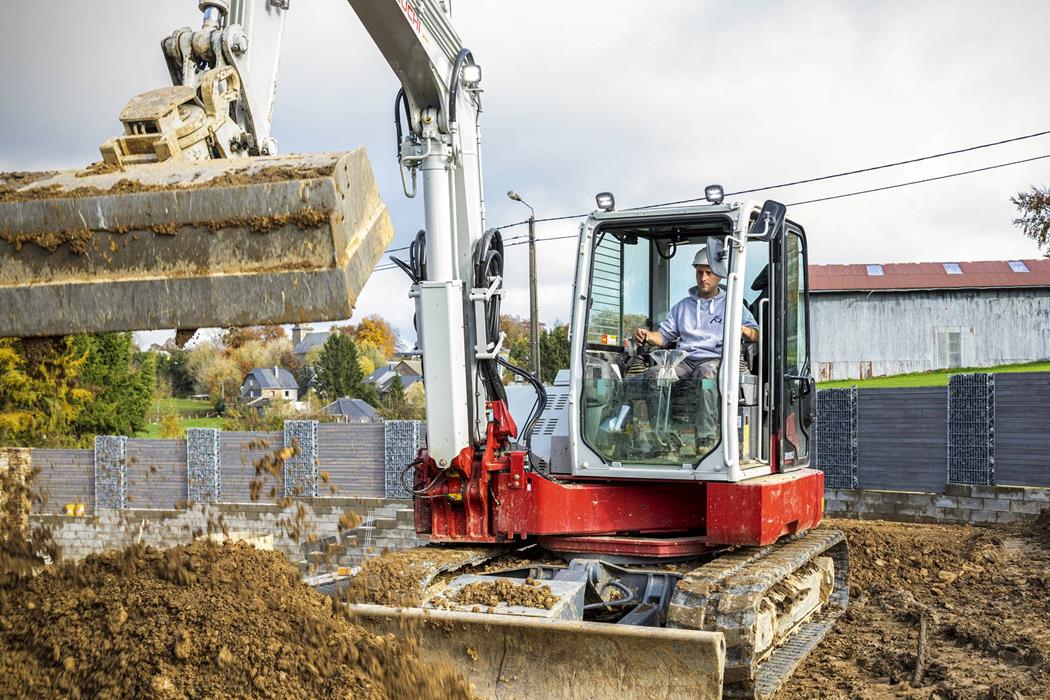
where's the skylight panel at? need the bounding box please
[866,264,884,276]
[943,263,962,274]
[1008,260,1029,272]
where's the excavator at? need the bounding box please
[0,1,848,698]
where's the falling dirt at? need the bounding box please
[345,548,502,608]
[451,578,557,610]
[0,539,475,699]
[780,518,1050,700]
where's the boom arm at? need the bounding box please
[173,0,497,462]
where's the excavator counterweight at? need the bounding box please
[0,150,392,336]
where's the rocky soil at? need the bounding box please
[781,516,1050,700]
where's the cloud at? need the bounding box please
[3,0,1049,348]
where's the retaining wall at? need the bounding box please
[824,484,1050,525]
[31,497,407,564]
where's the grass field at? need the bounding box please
[138,398,220,438]
[818,361,1050,389]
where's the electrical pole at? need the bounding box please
[508,191,540,379]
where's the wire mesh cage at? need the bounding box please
[814,387,858,489]
[284,420,319,497]
[186,428,221,504]
[384,420,424,499]
[947,373,995,485]
[94,435,127,510]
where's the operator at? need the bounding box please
[632,246,759,446]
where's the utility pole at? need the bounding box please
[508,191,540,379]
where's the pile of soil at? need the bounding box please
[346,549,495,608]
[1029,508,1050,546]
[781,518,1050,700]
[0,539,474,699]
[452,578,556,610]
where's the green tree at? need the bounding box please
[72,333,156,439]
[379,376,411,419]
[1012,186,1050,256]
[539,324,570,385]
[0,338,92,447]
[156,347,195,397]
[314,333,366,402]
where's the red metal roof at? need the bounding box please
[810,258,1050,292]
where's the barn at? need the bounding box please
[809,258,1050,381]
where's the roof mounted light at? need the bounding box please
[461,63,482,87]
[704,184,725,205]
[595,192,615,211]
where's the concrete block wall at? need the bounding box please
[825,484,1050,525]
[30,496,401,565]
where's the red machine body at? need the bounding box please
[414,400,824,555]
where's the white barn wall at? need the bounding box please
[812,289,1050,381]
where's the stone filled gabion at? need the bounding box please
[186,428,221,504]
[947,373,995,486]
[94,436,127,510]
[284,420,319,497]
[384,421,423,499]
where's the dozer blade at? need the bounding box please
[349,603,726,700]
[0,150,392,337]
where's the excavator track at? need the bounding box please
[667,529,849,699]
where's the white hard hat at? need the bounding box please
[692,246,710,267]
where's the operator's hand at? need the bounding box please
[634,328,660,346]
[741,325,759,343]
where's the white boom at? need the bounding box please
[167,0,497,463]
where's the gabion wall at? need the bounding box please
[814,387,858,489]
[384,420,423,499]
[283,420,319,497]
[186,428,221,504]
[93,435,127,509]
[947,373,995,485]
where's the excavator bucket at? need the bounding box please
[0,150,392,337]
[349,603,726,699]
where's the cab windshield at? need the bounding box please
[580,220,732,466]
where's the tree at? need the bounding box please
[1012,186,1050,256]
[221,325,286,349]
[539,324,570,385]
[159,413,181,438]
[379,376,410,419]
[314,334,366,402]
[351,315,399,359]
[0,338,92,447]
[72,333,156,439]
[155,347,195,397]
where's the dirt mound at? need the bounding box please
[1029,508,1050,546]
[781,519,1050,700]
[452,578,556,610]
[0,539,474,699]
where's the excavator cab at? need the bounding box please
[571,200,816,481]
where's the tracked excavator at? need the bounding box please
[0,1,848,697]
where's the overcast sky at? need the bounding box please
[2,1,1048,346]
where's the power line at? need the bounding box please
[630,127,1050,210]
[787,153,1050,207]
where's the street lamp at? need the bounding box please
[507,190,540,379]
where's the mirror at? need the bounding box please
[748,200,787,241]
[705,236,729,278]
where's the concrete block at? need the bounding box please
[1009,499,1045,515]
[824,499,848,513]
[867,491,910,505]
[955,497,985,510]
[944,483,973,497]
[970,485,998,499]
[995,511,1026,524]
[969,510,998,524]
[940,508,973,522]
[1022,488,1050,503]
[933,495,959,509]
[895,505,943,520]
[906,494,935,507]
[993,486,1026,500]
[981,498,1014,513]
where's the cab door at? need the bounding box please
[777,224,815,469]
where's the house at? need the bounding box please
[809,258,1050,381]
[240,366,300,401]
[363,358,423,395]
[291,325,332,358]
[323,397,382,423]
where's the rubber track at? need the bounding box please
[667,530,850,699]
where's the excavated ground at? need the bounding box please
[781,515,1050,700]
[0,539,475,699]
[450,578,557,610]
